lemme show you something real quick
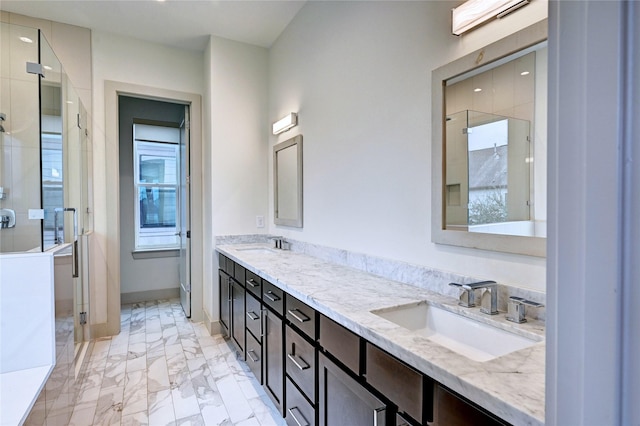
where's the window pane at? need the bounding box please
[139,186,176,228]
[137,186,178,248]
[139,153,177,184]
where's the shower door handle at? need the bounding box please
[72,240,79,278]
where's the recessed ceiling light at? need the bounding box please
[520,71,530,76]
[19,36,33,43]
[474,87,482,92]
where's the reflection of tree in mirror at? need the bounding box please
[468,189,507,225]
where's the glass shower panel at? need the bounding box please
[0,23,41,253]
[40,32,64,251]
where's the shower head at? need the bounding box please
[1,113,6,132]
[0,125,4,133]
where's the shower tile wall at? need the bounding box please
[0,22,42,252]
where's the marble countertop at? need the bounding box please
[217,243,545,425]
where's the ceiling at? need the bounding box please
[1,0,307,51]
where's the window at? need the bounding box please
[133,124,180,250]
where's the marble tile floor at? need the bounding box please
[59,299,286,426]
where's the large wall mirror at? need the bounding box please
[432,20,547,257]
[274,135,303,227]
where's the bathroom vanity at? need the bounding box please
[216,243,545,425]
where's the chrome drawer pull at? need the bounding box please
[287,308,310,323]
[288,407,309,426]
[264,290,281,302]
[374,407,387,426]
[246,311,260,321]
[246,278,259,288]
[287,353,310,371]
[247,349,260,363]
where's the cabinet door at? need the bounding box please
[319,353,389,426]
[219,270,230,337]
[231,280,245,357]
[264,309,284,415]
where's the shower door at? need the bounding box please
[179,106,191,318]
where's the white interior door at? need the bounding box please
[179,106,191,317]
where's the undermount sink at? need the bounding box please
[371,302,542,362]
[235,247,277,254]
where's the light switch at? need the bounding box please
[256,215,265,228]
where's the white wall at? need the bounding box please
[206,36,269,323]
[91,31,204,326]
[268,1,548,292]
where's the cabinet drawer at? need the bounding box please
[286,325,316,402]
[263,280,284,316]
[234,262,246,284]
[246,332,262,384]
[365,343,431,425]
[245,270,262,298]
[246,291,263,341]
[319,315,360,375]
[433,384,508,426]
[286,377,316,426]
[286,296,317,340]
[219,253,232,275]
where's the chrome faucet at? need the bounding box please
[506,296,544,323]
[449,280,498,315]
[270,236,289,250]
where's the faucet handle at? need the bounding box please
[449,282,476,308]
[506,296,544,323]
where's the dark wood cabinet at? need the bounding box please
[365,343,433,425]
[218,252,510,426]
[264,303,285,415]
[246,290,262,342]
[245,269,262,298]
[285,324,316,403]
[231,279,245,357]
[433,384,509,426]
[319,315,361,375]
[246,331,262,383]
[219,269,231,337]
[286,295,317,340]
[318,352,390,426]
[286,377,316,426]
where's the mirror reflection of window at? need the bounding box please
[443,44,545,238]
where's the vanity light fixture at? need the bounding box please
[452,0,530,36]
[272,112,298,135]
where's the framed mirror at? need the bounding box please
[432,20,547,257]
[274,135,303,227]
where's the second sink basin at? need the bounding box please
[371,302,542,362]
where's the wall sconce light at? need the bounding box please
[272,113,298,135]
[452,0,530,36]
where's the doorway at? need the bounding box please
[101,80,202,338]
[118,96,191,317]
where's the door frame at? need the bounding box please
[101,80,203,336]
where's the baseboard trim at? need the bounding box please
[203,309,222,336]
[120,288,180,305]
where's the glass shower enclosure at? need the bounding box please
[0,21,92,366]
